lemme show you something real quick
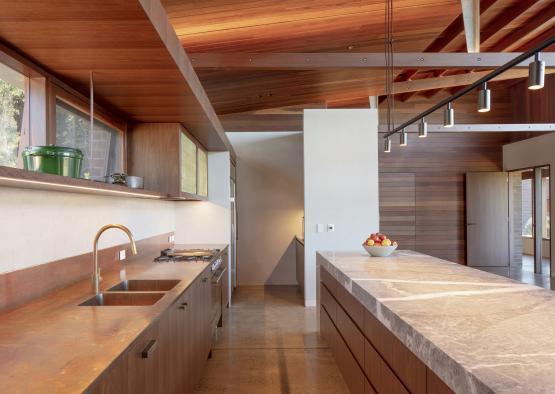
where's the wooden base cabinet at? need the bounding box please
[86,267,213,394]
[319,268,454,394]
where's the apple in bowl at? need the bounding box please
[362,233,398,257]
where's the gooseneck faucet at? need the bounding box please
[93,224,138,295]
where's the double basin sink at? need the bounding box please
[79,279,180,306]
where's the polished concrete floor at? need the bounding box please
[478,255,554,290]
[195,286,349,393]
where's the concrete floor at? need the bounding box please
[479,255,554,290]
[195,286,349,393]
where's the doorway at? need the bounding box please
[509,166,551,287]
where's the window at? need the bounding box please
[522,178,533,237]
[0,62,26,168]
[55,99,122,179]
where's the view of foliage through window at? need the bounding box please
[56,100,122,179]
[0,75,24,168]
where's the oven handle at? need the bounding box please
[212,266,227,284]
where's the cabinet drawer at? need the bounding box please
[320,305,336,353]
[335,281,364,330]
[336,304,364,367]
[335,323,365,394]
[364,338,409,394]
[320,267,338,296]
[364,311,426,394]
[426,368,455,394]
[320,283,338,323]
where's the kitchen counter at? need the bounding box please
[0,243,227,393]
[318,250,555,394]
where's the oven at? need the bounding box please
[210,256,226,330]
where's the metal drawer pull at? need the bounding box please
[141,339,157,359]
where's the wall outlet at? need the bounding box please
[119,249,126,261]
[316,224,325,233]
[327,224,335,232]
[169,234,175,243]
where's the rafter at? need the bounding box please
[394,0,498,83]
[415,1,552,100]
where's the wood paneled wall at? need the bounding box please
[378,132,536,264]
[510,74,555,123]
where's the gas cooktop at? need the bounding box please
[154,248,220,263]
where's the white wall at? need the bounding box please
[227,132,304,285]
[174,152,231,244]
[304,109,379,306]
[503,133,555,275]
[0,188,175,274]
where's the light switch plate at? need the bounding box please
[316,224,324,233]
[327,224,335,232]
[119,249,126,261]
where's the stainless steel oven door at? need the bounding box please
[211,266,227,329]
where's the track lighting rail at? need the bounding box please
[383,35,555,139]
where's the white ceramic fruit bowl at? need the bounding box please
[363,244,397,257]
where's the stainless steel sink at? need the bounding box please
[106,279,180,292]
[79,292,165,306]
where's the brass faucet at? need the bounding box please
[93,224,138,295]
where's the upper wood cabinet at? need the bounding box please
[128,123,208,200]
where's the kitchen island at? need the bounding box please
[0,244,228,393]
[318,250,555,394]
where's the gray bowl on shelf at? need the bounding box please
[126,176,144,189]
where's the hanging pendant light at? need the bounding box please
[400,128,408,146]
[384,136,392,153]
[443,102,454,128]
[477,83,491,112]
[418,117,427,138]
[528,52,545,90]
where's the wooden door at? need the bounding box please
[466,172,509,267]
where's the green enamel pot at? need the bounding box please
[22,146,84,178]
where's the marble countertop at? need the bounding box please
[318,250,555,394]
[0,243,228,393]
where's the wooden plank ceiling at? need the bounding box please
[162,0,555,131]
[0,0,232,151]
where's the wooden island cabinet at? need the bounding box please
[86,267,212,394]
[319,268,454,394]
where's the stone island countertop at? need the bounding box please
[318,250,555,394]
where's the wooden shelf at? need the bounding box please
[0,166,199,201]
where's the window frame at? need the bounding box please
[0,43,128,175]
[53,85,127,174]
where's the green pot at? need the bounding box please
[22,146,84,178]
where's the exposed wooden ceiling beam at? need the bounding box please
[394,0,498,83]
[191,52,555,70]
[411,0,548,100]
[490,6,555,52]
[461,0,480,53]
[387,68,555,98]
